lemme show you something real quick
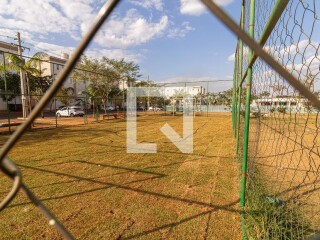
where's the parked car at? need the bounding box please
[56,106,85,117]
[107,106,115,111]
[56,105,65,111]
[149,106,162,111]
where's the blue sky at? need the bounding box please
[0,0,241,90]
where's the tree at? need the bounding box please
[56,87,75,107]
[0,72,21,102]
[102,58,141,108]
[2,52,48,116]
[102,58,141,82]
[260,91,270,98]
[72,55,106,86]
[29,75,52,117]
[79,84,100,117]
[96,83,120,114]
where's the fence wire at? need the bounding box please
[235,0,320,239]
[1,0,320,239]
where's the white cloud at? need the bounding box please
[92,9,169,48]
[0,0,77,36]
[180,0,234,16]
[129,0,164,11]
[31,41,141,62]
[85,48,142,63]
[0,1,170,49]
[168,22,195,38]
[33,42,74,57]
[227,53,235,62]
[0,1,196,62]
[227,47,248,62]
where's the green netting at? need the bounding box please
[234,1,320,239]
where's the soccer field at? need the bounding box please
[0,114,240,239]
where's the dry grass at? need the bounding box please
[0,114,240,239]
[246,113,320,238]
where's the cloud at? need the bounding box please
[32,42,74,57]
[92,9,169,48]
[0,0,78,36]
[85,48,142,63]
[0,1,170,49]
[227,53,235,62]
[227,47,248,62]
[168,22,195,38]
[0,1,195,63]
[129,0,164,11]
[30,41,141,63]
[180,0,234,16]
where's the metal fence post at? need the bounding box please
[232,46,239,136]
[232,46,238,136]
[240,0,255,238]
[83,75,88,124]
[236,1,245,155]
[54,97,58,128]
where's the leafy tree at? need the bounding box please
[79,84,100,117]
[102,58,141,108]
[0,72,21,101]
[102,58,141,82]
[56,87,75,107]
[72,55,106,86]
[97,83,121,114]
[260,91,270,98]
[29,75,52,117]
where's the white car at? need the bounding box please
[107,106,115,111]
[56,106,85,117]
[149,106,162,111]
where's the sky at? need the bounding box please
[0,0,241,91]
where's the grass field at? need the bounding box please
[0,113,241,239]
[245,114,320,239]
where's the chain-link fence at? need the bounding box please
[2,0,320,239]
[0,52,134,134]
[233,0,320,239]
[0,56,233,134]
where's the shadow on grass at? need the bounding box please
[122,200,239,240]
[11,164,240,213]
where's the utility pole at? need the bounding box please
[17,32,28,118]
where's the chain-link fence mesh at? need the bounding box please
[234,0,320,239]
[0,56,233,134]
[0,54,134,134]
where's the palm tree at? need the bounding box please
[2,52,48,117]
